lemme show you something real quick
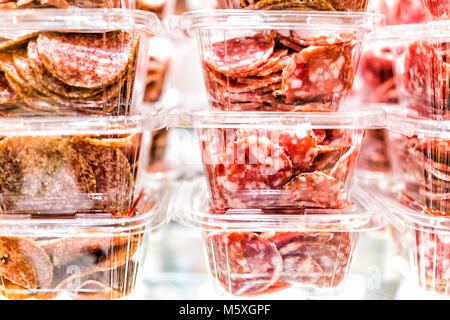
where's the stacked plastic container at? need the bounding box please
[166,3,387,298]
[0,4,169,299]
[371,8,449,296]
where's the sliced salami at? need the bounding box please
[36,32,136,89]
[206,232,283,296]
[280,172,346,208]
[0,237,52,290]
[0,71,17,105]
[27,40,101,99]
[204,35,275,77]
[213,135,293,208]
[281,45,354,104]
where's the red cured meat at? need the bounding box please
[423,0,449,19]
[212,135,293,209]
[206,232,283,296]
[289,32,357,48]
[379,0,427,25]
[403,41,448,113]
[281,45,354,104]
[280,172,346,208]
[415,229,449,295]
[204,35,275,77]
[235,127,319,174]
[0,71,16,106]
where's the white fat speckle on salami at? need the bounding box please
[37,32,136,89]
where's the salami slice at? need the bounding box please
[289,32,357,48]
[236,127,318,174]
[0,237,52,289]
[404,41,448,110]
[0,71,17,105]
[36,32,137,89]
[239,49,289,77]
[0,33,37,52]
[27,40,101,99]
[281,45,354,104]
[204,35,275,77]
[213,135,293,208]
[280,172,346,208]
[70,137,133,211]
[206,232,283,296]
[38,235,133,267]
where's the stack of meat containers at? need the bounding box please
[0,2,169,299]
[169,2,387,297]
[378,4,449,296]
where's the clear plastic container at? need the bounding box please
[0,113,163,215]
[0,177,169,300]
[387,112,450,216]
[172,179,385,297]
[173,10,384,111]
[170,110,384,211]
[212,0,371,12]
[373,0,427,25]
[0,0,136,9]
[376,22,450,120]
[423,0,449,21]
[0,9,166,117]
[381,193,449,296]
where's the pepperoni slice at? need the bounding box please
[213,135,293,208]
[36,32,136,89]
[281,45,354,104]
[280,172,346,208]
[205,232,283,296]
[204,35,275,77]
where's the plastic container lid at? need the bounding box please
[0,174,170,237]
[168,109,387,130]
[0,113,163,136]
[0,9,167,39]
[171,178,385,232]
[370,21,450,41]
[171,10,385,35]
[386,112,450,138]
[370,189,450,235]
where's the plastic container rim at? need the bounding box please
[168,109,386,130]
[0,112,164,136]
[0,8,167,37]
[370,21,450,41]
[386,112,450,137]
[174,9,385,33]
[173,181,385,232]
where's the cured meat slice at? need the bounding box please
[206,232,283,296]
[204,35,275,77]
[36,32,136,89]
[0,237,52,289]
[281,45,354,104]
[27,40,101,99]
[423,0,449,19]
[280,172,346,208]
[38,235,133,267]
[236,127,319,174]
[238,48,289,77]
[0,34,37,52]
[0,71,16,105]
[212,135,293,208]
[403,41,448,112]
[70,137,133,211]
[289,32,357,48]
[0,136,97,212]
